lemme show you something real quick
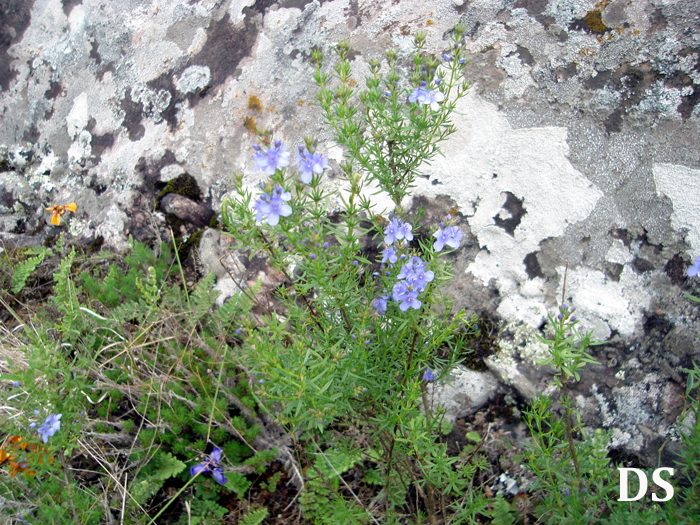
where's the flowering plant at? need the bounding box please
[190,446,228,485]
[220,25,486,522]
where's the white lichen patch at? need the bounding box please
[606,239,631,265]
[593,374,680,452]
[652,163,700,252]
[543,0,598,28]
[66,93,89,140]
[175,65,211,94]
[560,265,650,341]
[414,92,603,330]
[498,321,551,365]
[636,80,682,118]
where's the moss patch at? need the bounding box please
[156,173,202,207]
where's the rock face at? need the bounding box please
[1,0,699,467]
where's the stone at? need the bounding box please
[159,193,214,227]
[427,365,501,422]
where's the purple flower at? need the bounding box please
[423,368,437,382]
[37,413,62,443]
[190,446,228,485]
[396,221,414,242]
[252,141,291,175]
[688,257,700,277]
[384,218,414,245]
[372,295,389,315]
[392,281,422,311]
[254,185,292,226]
[384,218,399,245]
[382,246,398,264]
[407,267,434,290]
[397,256,428,280]
[432,225,463,252]
[410,85,445,110]
[409,87,431,104]
[296,147,330,184]
[425,89,445,111]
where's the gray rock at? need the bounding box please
[427,365,501,422]
[160,193,214,227]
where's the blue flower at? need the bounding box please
[254,185,292,226]
[384,218,398,245]
[688,257,700,277]
[37,413,62,443]
[384,218,414,245]
[409,86,444,110]
[296,147,330,184]
[432,225,463,252]
[190,446,228,485]
[252,141,291,175]
[372,295,389,315]
[409,87,430,104]
[392,281,422,311]
[397,256,432,285]
[396,221,414,242]
[423,368,437,382]
[425,89,445,111]
[382,246,398,264]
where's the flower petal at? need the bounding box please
[212,468,228,485]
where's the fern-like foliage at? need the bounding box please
[225,472,253,498]
[10,246,47,293]
[135,266,160,307]
[132,451,187,506]
[51,247,82,339]
[189,271,218,321]
[491,495,516,525]
[240,507,268,525]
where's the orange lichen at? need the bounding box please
[0,435,54,478]
[426,19,433,26]
[248,95,262,113]
[244,116,256,134]
[45,203,77,226]
[583,10,606,33]
[582,0,611,34]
